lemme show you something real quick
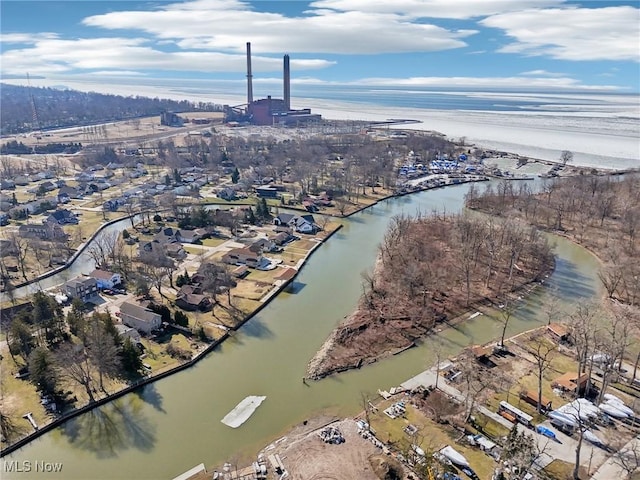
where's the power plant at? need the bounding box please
[224,43,321,126]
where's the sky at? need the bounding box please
[1,0,639,94]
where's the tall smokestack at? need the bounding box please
[283,54,290,111]
[246,42,253,105]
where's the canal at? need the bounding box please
[4,182,602,479]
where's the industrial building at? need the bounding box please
[224,43,321,126]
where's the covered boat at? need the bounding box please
[583,430,604,446]
[605,400,634,416]
[598,403,628,419]
[440,446,470,468]
[549,411,578,427]
[604,393,623,404]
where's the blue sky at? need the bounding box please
[1,0,639,93]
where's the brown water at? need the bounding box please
[3,183,602,480]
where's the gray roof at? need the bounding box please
[120,301,161,323]
[66,276,97,288]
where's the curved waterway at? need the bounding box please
[5,183,602,479]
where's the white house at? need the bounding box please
[119,302,162,334]
[273,213,318,234]
[88,269,122,289]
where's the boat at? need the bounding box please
[439,446,470,468]
[605,400,634,416]
[598,403,628,419]
[548,411,578,427]
[583,430,604,446]
[603,393,623,404]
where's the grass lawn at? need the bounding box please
[245,269,279,283]
[183,245,205,255]
[543,459,589,480]
[472,412,511,440]
[141,332,193,373]
[271,250,305,266]
[0,351,48,443]
[201,237,225,247]
[68,211,108,245]
[369,400,497,480]
[232,280,271,301]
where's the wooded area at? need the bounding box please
[307,213,553,379]
[466,175,640,305]
[0,84,219,135]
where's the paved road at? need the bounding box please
[591,436,640,480]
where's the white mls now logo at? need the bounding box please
[3,460,63,473]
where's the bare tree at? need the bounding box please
[528,333,557,413]
[56,344,96,403]
[86,314,121,393]
[88,231,119,269]
[560,150,574,166]
[139,248,176,299]
[611,438,640,478]
[8,232,30,282]
[497,300,516,349]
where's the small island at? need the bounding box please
[307,211,555,379]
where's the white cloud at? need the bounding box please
[0,32,59,44]
[81,0,476,54]
[0,36,335,76]
[309,0,563,20]
[519,70,566,78]
[482,6,640,61]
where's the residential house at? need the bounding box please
[19,223,66,240]
[40,181,56,192]
[177,229,206,244]
[249,238,278,254]
[45,209,78,225]
[552,371,590,394]
[115,324,141,343]
[88,269,122,289]
[221,248,263,268]
[271,231,293,246]
[36,170,55,180]
[75,172,95,183]
[165,243,187,259]
[302,201,320,213]
[13,175,31,186]
[119,301,162,334]
[273,213,318,234]
[0,179,15,190]
[58,186,81,201]
[64,276,99,302]
[231,265,249,278]
[175,292,212,311]
[153,227,178,244]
